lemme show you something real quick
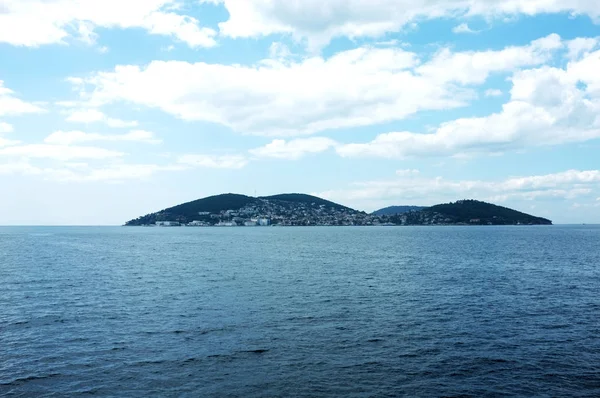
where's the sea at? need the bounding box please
[1,225,599,397]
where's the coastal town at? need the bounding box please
[126,194,552,227]
[152,198,388,227]
[149,202,475,227]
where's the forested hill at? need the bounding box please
[390,199,552,225]
[124,193,360,226]
[125,193,256,226]
[372,206,426,216]
[261,193,353,211]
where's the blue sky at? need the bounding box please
[1,0,600,225]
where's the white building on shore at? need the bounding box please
[155,221,180,226]
[216,221,237,227]
[188,220,209,226]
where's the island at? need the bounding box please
[124,194,552,226]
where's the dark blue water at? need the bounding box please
[1,226,599,397]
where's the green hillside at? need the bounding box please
[124,193,356,226]
[125,193,257,225]
[261,193,354,211]
[372,205,426,216]
[423,199,552,225]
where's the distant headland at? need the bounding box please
[124,194,552,226]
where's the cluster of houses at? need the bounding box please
[156,218,270,227]
[153,198,484,227]
[154,198,388,227]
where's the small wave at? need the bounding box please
[287,315,315,321]
[66,337,90,343]
[340,361,382,370]
[79,388,101,395]
[142,327,229,336]
[131,359,166,366]
[541,323,570,330]
[487,359,510,364]
[1,373,61,386]
[203,349,269,360]
[242,349,269,354]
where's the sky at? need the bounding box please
[1,0,600,225]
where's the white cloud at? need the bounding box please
[485,89,503,97]
[0,0,216,48]
[0,144,124,160]
[500,170,600,190]
[452,23,479,34]
[208,0,600,49]
[566,37,598,59]
[44,130,161,145]
[74,35,562,136]
[0,160,184,182]
[571,201,600,209]
[269,41,292,59]
[0,121,19,147]
[338,49,600,159]
[55,100,80,108]
[396,169,420,177]
[65,77,85,86]
[0,137,20,147]
[0,161,48,176]
[250,137,338,159]
[177,154,248,169]
[0,80,45,116]
[0,122,14,133]
[65,109,139,128]
[0,152,248,183]
[416,34,563,85]
[317,169,600,211]
[375,39,400,47]
[65,163,185,182]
